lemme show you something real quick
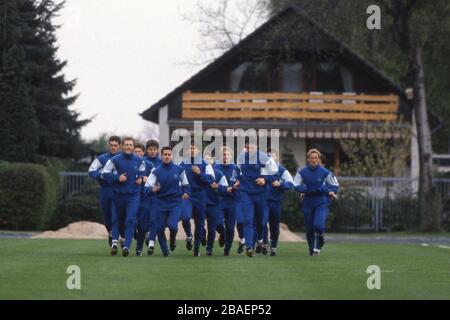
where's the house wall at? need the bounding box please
[188,54,398,95]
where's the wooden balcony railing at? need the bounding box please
[182,91,399,122]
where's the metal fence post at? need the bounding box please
[374,177,380,232]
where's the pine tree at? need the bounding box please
[0,49,39,162]
[19,0,89,159]
[281,144,298,173]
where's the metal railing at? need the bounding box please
[182,91,399,122]
[332,177,450,231]
[59,172,97,200]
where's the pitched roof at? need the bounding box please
[140,5,405,121]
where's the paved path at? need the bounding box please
[0,232,39,239]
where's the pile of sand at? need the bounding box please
[33,221,108,239]
[33,221,304,242]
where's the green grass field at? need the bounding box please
[0,239,449,300]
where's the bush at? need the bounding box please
[35,156,80,226]
[381,197,420,231]
[0,162,54,230]
[50,185,102,230]
[329,188,374,232]
[34,157,63,227]
[441,197,450,232]
[281,191,304,231]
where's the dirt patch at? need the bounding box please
[33,221,108,239]
[33,221,304,242]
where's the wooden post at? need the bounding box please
[334,143,340,175]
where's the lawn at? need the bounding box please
[0,239,449,300]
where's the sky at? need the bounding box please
[55,0,205,142]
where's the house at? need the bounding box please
[140,6,418,176]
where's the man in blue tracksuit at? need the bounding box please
[88,136,121,247]
[205,164,230,256]
[144,140,163,167]
[145,146,190,257]
[103,137,146,257]
[180,144,215,257]
[144,139,163,254]
[214,145,240,256]
[293,148,339,256]
[133,143,154,256]
[237,143,278,257]
[262,149,294,256]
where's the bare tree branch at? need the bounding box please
[180,0,269,67]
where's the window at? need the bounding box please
[281,63,303,92]
[315,62,344,92]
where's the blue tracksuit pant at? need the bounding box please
[240,192,268,250]
[263,200,282,248]
[135,194,151,253]
[216,201,237,252]
[112,192,140,249]
[182,191,206,251]
[180,198,193,238]
[303,202,329,251]
[206,204,219,252]
[234,198,245,240]
[148,198,158,242]
[99,187,116,233]
[156,202,182,256]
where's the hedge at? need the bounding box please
[35,156,72,227]
[50,185,102,230]
[0,162,54,230]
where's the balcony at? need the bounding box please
[182,91,399,122]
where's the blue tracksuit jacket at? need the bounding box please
[266,165,294,202]
[214,163,239,203]
[103,152,146,194]
[144,161,190,208]
[180,156,215,193]
[236,150,278,195]
[144,155,163,168]
[293,165,339,208]
[88,152,117,187]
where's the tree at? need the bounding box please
[338,122,411,177]
[0,49,39,162]
[20,0,90,159]
[1,0,90,161]
[183,0,269,65]
[377,0,440,230]
[268,0,448,231]
[189,0,448,230]
[0,0,39,162]
[87,133,110,155]
[281,144,298,173]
